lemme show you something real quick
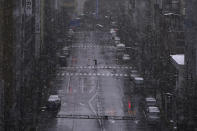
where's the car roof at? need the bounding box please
[116,43,125,47]
[148,106,160,113]
[123,54,130,56]
[48,95,59,101]
[134,77,144,81]
[63,46,69,50]
[146,97,156,102]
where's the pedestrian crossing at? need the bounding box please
[70,45,115,49]
[57,72,130,77]
[60,66,133,69]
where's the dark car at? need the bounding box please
[46,95,61,111]
[144,106,161,125]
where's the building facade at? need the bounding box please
[184,0,197,130]
[1,0,41,130]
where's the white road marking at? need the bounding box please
[88,93,98,114]
[79,103,85,106]
[67,76,71,93]
[63,66,133,69]
[81,78,84,93]
[64,72,130,77]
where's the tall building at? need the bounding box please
[184,0,197,130]
[1,0,41,130]
[0,0,4,130]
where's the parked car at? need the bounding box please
[122,54,130,61]
[61,46,70,57]
[96,24,104,30]
[131,76,144,93]
[145,97,157,107]
[46,95,61,110]
[114,36,120,44]
[116,43,125,51]
[144,106,161,125]
[68,28,74,36]
[59,55,67,67]
[130,70,140,78]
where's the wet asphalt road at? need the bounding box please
[37,29,165,131]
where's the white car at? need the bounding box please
[46,95,61,110]
[144,106,161,125]
[116,43,125,51]
[130,70,140,78]
[122,54,130,61]
[145,97,157,107]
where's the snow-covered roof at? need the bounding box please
[148,106,160,113]
[163,12,180,16]
[134,77,144,81]
[116,43,125,47]
[146,97,156,102]
[170,54,185,65]
[96,24,103,28]
[48,95,60,101]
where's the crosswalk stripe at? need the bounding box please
[70,46,116,48]
[62,66,133,69]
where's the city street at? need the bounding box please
[37,27,164,131]
[1,0,196,131]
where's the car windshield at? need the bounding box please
[147,101,156,106]
[149,112,160,117]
